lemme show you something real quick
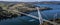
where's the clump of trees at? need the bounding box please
[0,6,18,19]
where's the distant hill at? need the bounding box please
[0,1,21,3]
[0,1,60,4]
[39,1,60,4]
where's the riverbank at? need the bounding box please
[0,3,52,19]
[42,19,60,25]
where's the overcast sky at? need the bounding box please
[0,0,60,2]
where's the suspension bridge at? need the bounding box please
[9,7,60,25]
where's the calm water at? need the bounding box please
[0,4,60,25]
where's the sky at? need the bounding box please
[0,0,60,2]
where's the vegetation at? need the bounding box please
[0,3,52,19]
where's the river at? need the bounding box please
[0,4,60,25]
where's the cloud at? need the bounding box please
[0,0,38,2]
[0,0,60,2]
